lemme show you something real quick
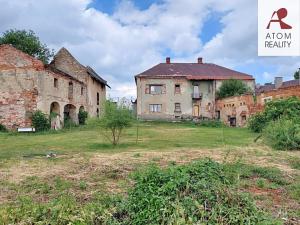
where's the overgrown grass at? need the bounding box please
[0,121,255,160]
[0,159,283,225]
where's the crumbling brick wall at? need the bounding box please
[0,89,38,129]
[0,45,43,130]
[216,94,255,127]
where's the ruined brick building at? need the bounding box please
[216,77,300,127]
[0,44,109,130]
[135,57,255,120]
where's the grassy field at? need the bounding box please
[0,121,299,224]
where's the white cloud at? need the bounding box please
[0,0,300,98]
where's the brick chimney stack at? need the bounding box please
[166,57,171,64]
[198,57,203,64]
[274,77,283,89]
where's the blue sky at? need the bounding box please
[1,0,300,97]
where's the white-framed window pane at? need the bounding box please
[150,104,162,112]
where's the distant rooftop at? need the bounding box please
[256,79,300,94]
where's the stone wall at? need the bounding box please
[216,94,255,127]
[216,84,300,127]
[256,84,300,109]
[0,45,107,130]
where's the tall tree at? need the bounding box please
[216,78,251,99]
[0,29,54,64]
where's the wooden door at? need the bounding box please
[193,105,199,117]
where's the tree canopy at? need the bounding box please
[294,70,299,79]
[216,78,251,99]
[0,29,54,64]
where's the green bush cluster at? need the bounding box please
[248,97,300,133]
[0,123,7,132]
[248,97,300,151]
[78,109,88,125]
[263,118,300,151]
[31,110,50,132]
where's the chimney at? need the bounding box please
[166,57,171,64]
[198,57,203,64]
[274,77,283,89]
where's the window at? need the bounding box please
[150,85,162,94]
[96,108,99,117]
[263,97,272,104]
[174,103,181,112]
[216,111,220,120]
[175,84,181,94]
[97,92,99,105]
[68,82,73,99]
[149,104,162,113]
[193,85,200,98]
[54,78,58,88]
[81,86,84,95]
[241,115,247,121]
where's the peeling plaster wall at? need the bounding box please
[136,77,217,120]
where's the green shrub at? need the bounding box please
[198,120,224,128]
[263,118,300,151]
[31,110,50,132]
[248,97,300,133]
[0,123,7,132]
[116,159,273,224]
[78,109,88,125]
[247,112,267,133]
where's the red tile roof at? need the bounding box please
[136,63,254,80]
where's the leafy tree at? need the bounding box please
[216,78,251,99]
[0,29,54,63]
[294,70,299,79]
[100,100,133,145]
[31,110,50,132]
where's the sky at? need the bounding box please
[1,0,300,99]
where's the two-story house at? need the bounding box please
[135,57,254,121]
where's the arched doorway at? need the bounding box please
[64,104,77,125]
[50,102,61,130]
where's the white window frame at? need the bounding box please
[150,85,162,94]
[149,104,162,113]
